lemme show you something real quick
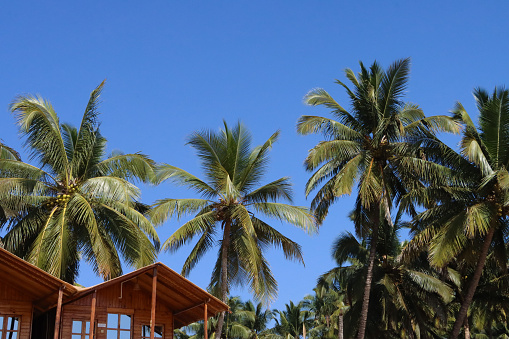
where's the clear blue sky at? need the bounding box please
[1,1,509,311]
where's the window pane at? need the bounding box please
[6,332,17,339]
[141,325,149,337]
[155,325,163,338]
[108,314,118,329]
[119,330,130,339]
[72,335,81,339]
[107,329,118,339]
[119,315,131,330]
[72,320,82,334]
[141,325,163,338]
[0,316,3,329]
[7,317,19,331]
[85,336,89,339]
[85,321,90,334]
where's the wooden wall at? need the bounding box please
[0,279,34,339]
[61,281,173,339]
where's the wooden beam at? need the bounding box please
[53,286,64,339]
[150,267,158,339]
[174,299,211,315]
[204,303,208,339]
[90,291,97,339]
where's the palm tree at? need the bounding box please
[150,121,316,338]
[321,220,453,339]
[242,300,273,339]
[403,87,509,338]
[271,301,313,339]
[0,81,159,282]
[297,58,458,338]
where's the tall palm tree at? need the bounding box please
[404,87,509,338]
[297,58,458,338]
[150,121,316,338]
[0,81,159,282]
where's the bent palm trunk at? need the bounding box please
[449,227,495,339]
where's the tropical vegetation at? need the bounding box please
[1,59,509,338]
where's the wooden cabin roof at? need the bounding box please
[73,263,228,328]
[0,247,79,313]
[0,248,228,326]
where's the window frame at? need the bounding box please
[106,313,132,339]
[0,315,21,339]
[71,319,92,339]
[140,324,164,339]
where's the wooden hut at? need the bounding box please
[0,247,227,339]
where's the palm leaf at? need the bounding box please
[149,198,211,225]
[251,202,316,233]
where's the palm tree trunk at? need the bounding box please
[356,212,380,339]
[449,226,495,339]
[463,316,470,339]
[338,313,344,339]
[215,219,231,339]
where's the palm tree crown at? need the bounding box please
[0,81,159,283]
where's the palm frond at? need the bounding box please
[251,202,316,233]
[10,95,69,179]
[149,198,211,225]
[81,176,140,204]
[94,153,156,183]
[162,211,216,252]
[244,177,293,204]
[0,141,20,160]
[155,164,217,198]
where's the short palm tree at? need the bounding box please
[0,81,159,283]
[302,286,342,339]
[150,121,315,338]
[242,300,273,339]
[297,58,458,338]
[322,222,452,339]
[404,87,509,338]
[271,300,313,339]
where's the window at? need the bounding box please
[71,320,90,339]
[140,325,163,339]
[107,313,131,339]
[0,316,20,339]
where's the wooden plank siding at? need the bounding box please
[0,279,34,339]
[61,282,173,339]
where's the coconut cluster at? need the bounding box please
[46,183,79,207]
